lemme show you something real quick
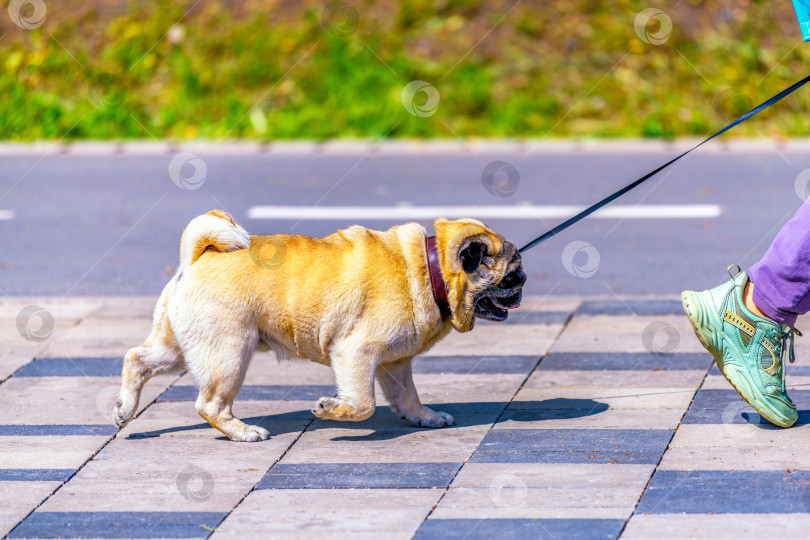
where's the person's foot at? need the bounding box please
[682,265,801,428]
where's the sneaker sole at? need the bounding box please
[681,290,796,428]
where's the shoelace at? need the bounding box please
[770,325,803,393]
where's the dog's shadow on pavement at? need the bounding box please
[127,398,609,442]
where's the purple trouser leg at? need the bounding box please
[749,202,810,326]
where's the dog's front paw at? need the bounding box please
[311,396,374,422]
[113,398,135,428]
[403,406,454,428]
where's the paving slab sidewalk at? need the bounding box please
[1,296,809,539]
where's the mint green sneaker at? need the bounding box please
[682,265,802,428]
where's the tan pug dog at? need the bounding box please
[113,210,526,441]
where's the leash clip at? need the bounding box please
[727,264,743,281]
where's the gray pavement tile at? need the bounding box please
[0,436,109,469]
[525,369,706,389]
[577,300,685,316]
[412,355,538,375]
[549,315,706,354]
[414,518,625,540]
[157,384,336,402]
[0,469,74,482]
[85,297,158,319]
[538,352,712,371]
[0,299,102,320]
[470,429,673,464]
[657,445,810,471]
[0,374,176,424]
[518,297,581,313]
[478,311,571,326]
[410,374,528,406]
[7,511,227,539]
[256,462,461,489]
[433,463,652,520]
[428,324,559,356]
[496,408,685,431]
[431,488,634,520]
[521,372,707,400]
[14,357,122,377]
[622,514,810,540]
[636,470,810,514]
[0,425,117,436]
[212,488,441,539]
[669,423,810,448]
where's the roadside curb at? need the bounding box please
[0,138,806,157]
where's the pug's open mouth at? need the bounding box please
[475,292,521,322]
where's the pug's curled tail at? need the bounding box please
[178,210,251,270]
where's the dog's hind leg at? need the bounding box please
[114,287,184,428]
[187,334,269,442]
[376,358,454,428]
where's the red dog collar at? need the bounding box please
[426,236,452,319]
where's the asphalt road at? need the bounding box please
[0,142,807,297]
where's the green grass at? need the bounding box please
[2,0,810,140]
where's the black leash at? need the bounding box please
[519,73,810,253]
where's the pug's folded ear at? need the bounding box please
[459,241,487,273]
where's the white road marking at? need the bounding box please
[246,204,722,220]
[0,209,15,220]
